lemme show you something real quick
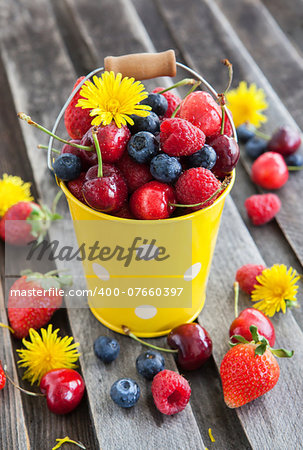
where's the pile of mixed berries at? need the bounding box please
[55,78,240,220]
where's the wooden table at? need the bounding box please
[0,0,302,449]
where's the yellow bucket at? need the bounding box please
[48,50,237,337]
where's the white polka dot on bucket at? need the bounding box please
[183,262,202,281]
[92,263,110,281]
[135,305,158,319]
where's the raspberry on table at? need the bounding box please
[0,365,6,390]
[160,118,205,157]
[175,167,221,211]
[151,369,191,415]
[244,193,281,225]
[235,264,266,294]
[152,87,181,118]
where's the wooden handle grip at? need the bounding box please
[104,50,176,80]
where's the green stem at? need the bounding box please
[52,190,63,215]
[234,281,239,318]
[92,128,103,178]
[17,113,93,151]
[38,145,61,154]
[220,106,226,135]
[156,78,198,95]
[287,165,303,171]
[170,176,230,208]
[122,326,178,353]
[222,59,233,94]
[171,81,201,118]
[251,128,270,141]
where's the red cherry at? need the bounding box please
[251,152,288,189]
[167,323,213,371]
[229,308,275,347]
[130,181,176,220]
[81,123,130,163]
[178,91,222,137]
[268,126,301,156]
[82,167,128,213]
[40,369,85,415]
[208,134,240,177]
[85,164,123,181]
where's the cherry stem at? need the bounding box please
[222,59,233,94]
[3,365,45,397]
[234,281,239,319]
[37,144,60,154]
[219,60,233,135]
[171,80,201,119]
[156,78,198,95]
[0,323,14,334]
[170,175,231,208]
[92,127,103,178]
[287,165,303,171]
[122,326,178,353]
[252,128,270,141]
[17,113,93,151]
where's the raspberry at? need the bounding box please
[152,87,181,118]
[244,193,281,225]
[175,167,221,211]
[64,77,93,140]
[160,118,205,157]
[0,365,6,390]
[178,91,222,136]
[251,152,288,189]
[81,123,131,163]
[235,264,266,294]
[151,370,191,415]
[117,153,153,193]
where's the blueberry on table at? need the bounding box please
[284,153,303,167]
[94,336,120,363]
[245,137,267,160]
[150,153,182,183]
[136,350,165,380]
[127,131,159,164]
[236,124,255,143]
[53,153,82,181]
[187,144,217,170]
[141,93,168,117]
[128,112,160,135]
[110,378,140,408]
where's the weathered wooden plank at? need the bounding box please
[0,0,206,448]
[200,197,303,450]
[0,282,30,450]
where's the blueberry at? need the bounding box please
[128,131,159,164]
[136,350,165,380]
[94,336,120,363]
[110,378,140,408]
[284,153,303,167]
[150,154,182,183]
[187,144,217,170]
[236,124,255,143]
[53,153,82,181]
[128,112,160,135]
[141,93,168,117]
[245,137,267,159]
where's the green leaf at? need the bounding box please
[254,343,267,356]
[271,348,294,358]
[229,335,249,344]
[58,274,73,288]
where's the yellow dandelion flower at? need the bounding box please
[251,264,300,317]
[76,71,152,128]
[52,436,86,450]
[0,174,33,217]
[17,325,80,385]
[226,81,268,128]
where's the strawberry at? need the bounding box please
[178,91,222,137]
[64,77,93,140]
[81,123,131,163]
[0,201,61,246]
[152,87,182,118]
[0,364,6,390]
[117,153,153,193]
[8,270,72,339]
[175,167,221,211]
[220,325,293,408]
[160,118,205,157]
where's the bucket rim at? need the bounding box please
[59,169,235,224]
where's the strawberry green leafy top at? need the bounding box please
[76,71,151,128]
